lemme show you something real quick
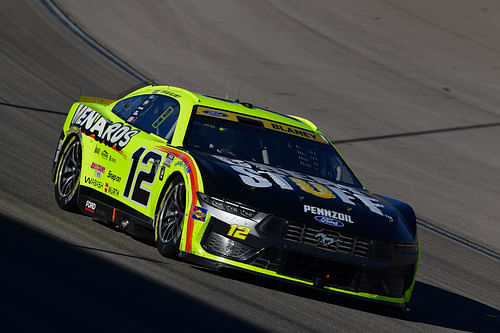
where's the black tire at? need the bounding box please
[54,136,81,211]
[155,176,186,258]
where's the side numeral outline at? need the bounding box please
[123,146,163,209]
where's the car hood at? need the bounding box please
[190,150,416,242]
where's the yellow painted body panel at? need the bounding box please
[54,85,416,306]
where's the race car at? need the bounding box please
[52,84,419,309]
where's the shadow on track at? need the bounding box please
[0,214,263,332]
[200,268,499,332]
[0,102,67,116]
[334,121,500,144]
[408,282,500,332]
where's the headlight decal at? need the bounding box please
[198,192,258,219]
[394,241,419,253]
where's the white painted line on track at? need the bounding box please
[417,217,500,261]
[41,0,151,83]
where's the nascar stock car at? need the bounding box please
[52,84,419,308]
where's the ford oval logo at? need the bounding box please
[202,110,228,117]
[314,216,344,227]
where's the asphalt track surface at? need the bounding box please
[0,0,499,332]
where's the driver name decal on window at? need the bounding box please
[265,122,322,142]
[195,107,327,143]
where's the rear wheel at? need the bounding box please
[54,136,81,211]
[155,176,186,258]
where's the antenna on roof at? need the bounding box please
[235,82,242,103]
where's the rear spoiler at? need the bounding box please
[79,96,115,105]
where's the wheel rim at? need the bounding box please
[57,140,81,199]
[158,182,186,243]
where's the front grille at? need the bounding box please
[203,232,255,260]
[283,224,371,258]
[282,251,359,288]
[250,247,281,271]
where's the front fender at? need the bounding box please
[376,194,417,238]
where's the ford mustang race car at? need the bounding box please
[52,84,419,309]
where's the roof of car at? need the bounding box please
[130,85,318,132]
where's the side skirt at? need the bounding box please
[78,186,154,241]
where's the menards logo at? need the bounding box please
[71,105,139,150]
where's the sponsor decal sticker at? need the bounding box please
[159,166,165,181]
[85,200,96,213]
[268,122,319,141]
[191,206,208,222]
[104,183,120,197]
[71,105,139,151]
[314,216,344,227]
[196,107,326,143]
[98,149,117,163]
[107,170,121,182]
[163,152,175,168]
[90,162,105,178]
[291,178,336,199]
[151,90,182,99]
[202,110,229,117]
[84,176,104,189]
[304,205,353,224]
[214,156,386,216]
[174,160,191,174]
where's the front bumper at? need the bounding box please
[188,199,419,307]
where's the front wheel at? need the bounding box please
[155,176,186,258]
[54,136,81,211]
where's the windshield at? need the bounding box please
[185,106,362,187]
[111,94,180,141]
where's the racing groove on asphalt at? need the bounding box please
[0,1,498,332]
